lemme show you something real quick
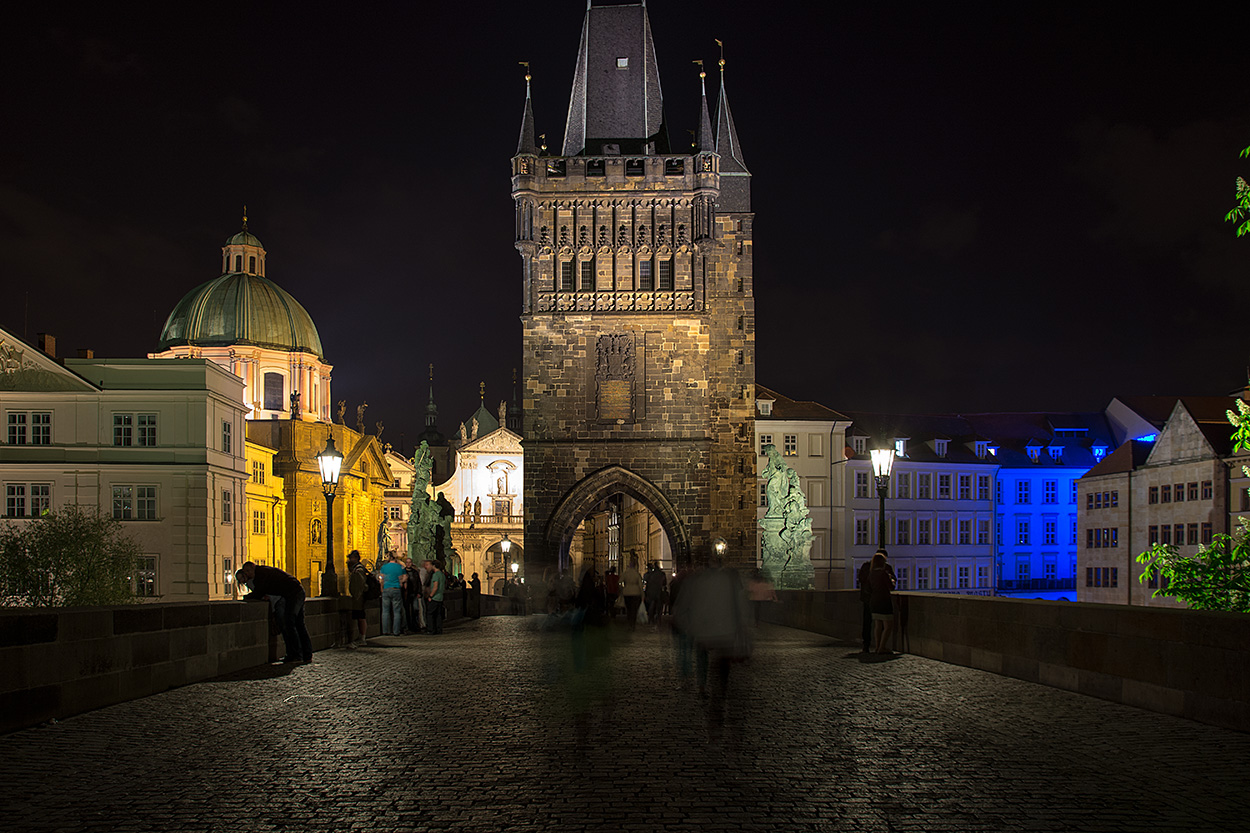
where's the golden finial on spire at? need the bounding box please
[513,367,518,384]
[715,38,725,71]
[429,362,434,382]
[539,133,547,152]
[242,205,248,231]
[693,58,705,81]
[519,61,531,85]
[687,128,697,150]
[479,381,485,404]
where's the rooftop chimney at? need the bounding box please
[76,348,94,359]
[37,333,55,358]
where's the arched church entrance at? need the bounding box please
[541,466,691,584]
[485,538,525,595]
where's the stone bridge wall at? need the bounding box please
[766,590,1250,733]
[0,589,503,734]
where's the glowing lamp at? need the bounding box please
[870,448,895,479]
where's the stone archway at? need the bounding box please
[543,465,692,569]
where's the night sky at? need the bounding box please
[4,3,1248,448]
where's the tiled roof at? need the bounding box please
[755,384,848,422]
[1082,439,1154,478]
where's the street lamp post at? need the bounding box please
[316,435,344,598]
[870,447,896,550]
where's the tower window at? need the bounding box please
[560,261,574,292]
[248,255,256,274]
[580,260,595,291]
[664,159,684,176]
[625,158,644,177]
[234,254,242,271]
[657,259,673,291]
[586,159,605,177]
[637,260,653,291]
[263,372,284,411]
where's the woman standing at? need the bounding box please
[868,552,896,654]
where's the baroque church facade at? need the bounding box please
[515,2,756,572]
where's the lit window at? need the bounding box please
[895,438,908,458]
[783,435,797,456]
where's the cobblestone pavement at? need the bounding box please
[2,617,1248,833]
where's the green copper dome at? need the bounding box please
[156,272,324,358]
[226,230,264,247]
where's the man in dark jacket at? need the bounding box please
[241,561,312,663]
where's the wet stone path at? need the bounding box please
[1,616,1247,832]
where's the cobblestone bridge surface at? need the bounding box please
[1,617,1247,833]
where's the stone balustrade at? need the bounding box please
[764,590,1250,733]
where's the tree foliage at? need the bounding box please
[0,505,142,607]
[1224,146,1250,238]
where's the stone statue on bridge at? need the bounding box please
[759,443,815,589]
[406,441,458,567]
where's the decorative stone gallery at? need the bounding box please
[515,4,756,570]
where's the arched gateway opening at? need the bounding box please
[543,466,690,576]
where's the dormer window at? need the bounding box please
[852,436,867,454]
[757,399,773,417]
[934,439,949,458]
[894,438,908,458]
[975,441,988,459]
[1092,444,1108,461]
[1027,445,1041,463]
[1048,446,1063,461]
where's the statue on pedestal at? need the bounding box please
[759,444,815,589]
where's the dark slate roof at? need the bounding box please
[696,76,714,153]
[756,384,848,422]
[562,2,667,156]
[714,69,750,212]
[1082,439,1154,479]
[842,412,988,464]
[516,80,537,155]
[1113,395,1184,428]
[961,412,1114,469]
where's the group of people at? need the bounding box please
[347,550,457,643]
[546,557,672,629]
[858,547,898,654]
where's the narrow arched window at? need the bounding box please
[248,256,256,274]
[235,254,243,272]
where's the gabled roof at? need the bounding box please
[0,327,98,392]
[755,384,848,422]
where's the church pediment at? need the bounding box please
[461,427,523,455]
[0,329,97,392]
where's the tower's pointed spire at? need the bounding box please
[425,363,438,428]
[714,41,752,211]
[516,63,538,156]
[695,60,714,152]
[562,1,667,156]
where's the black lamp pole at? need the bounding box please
[871,448,895,551]
[317,435,344,598]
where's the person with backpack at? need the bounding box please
[346,550,375,648]
[379,552,406,636]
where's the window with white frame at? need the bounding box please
[783,434,797,456]
[6,483,51,517]
[1070,517,1078,545]
[958,519,971,545]
[112,485,156,520]
[917,518,931,544]
[977,565,989,588]
[137,486,156,520]
[977,519,990,545]
[935,439,949,457]
[759,434,773,454]
[958,565,970,588]
[938,474,951,499]
[852,436,867,454]
[252,461,265,484]
[8,412,52,446]
[916,567,930,589]
[1017,560,1029,581]
[958,474,971,500]
[977,475,990,501]
[221,489,232,524]
[1044,561,1057,580]
[896,567,908,590]
[855,471,869,499]
[896,518,910,545]
[252,509,266,535]
[1043,519,1057,545]
[1016,519,1030,545]
[1043,480,1057,504]
[896,472,911,499]
[1016,481,1030,504]
[975,440,988,458]
[137,414,157,447]
[113,414,132,447]
[855,518,869,545]
[222,421,233,454]
[938,566,950,589]
[132,556,158,597]
[1048,445,1063,460]
[917,474,931,499]
[1070,481,1078,503]
[938,519,951,545]
[389,506,402,520]
[7,413,27,445]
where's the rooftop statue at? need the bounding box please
[759,444,815,589]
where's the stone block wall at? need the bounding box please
[764,590,1250,733]
[0,598,380,734]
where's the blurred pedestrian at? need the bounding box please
[644,562,667,626]
[346,551,369,647]
[604,566,620,619]
[425,559,447,634]
[621,556,644,630]
[747,568,778,625]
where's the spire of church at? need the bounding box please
[714,44,752,212]
[562,1,668,156]
[695,60,715,153]
[425,363,438,428]
[508,367,522,432]
[516,63,538,156]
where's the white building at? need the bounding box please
[754,385,851,589]
[1,327,248,600]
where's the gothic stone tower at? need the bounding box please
[513,2,755,570]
